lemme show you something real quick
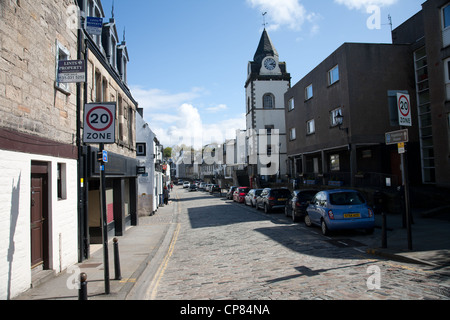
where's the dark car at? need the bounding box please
[226,186,237,200]
[189,184,197,192]
[256,188,291,213]
[210,184,221,194]
[285,190,318,222]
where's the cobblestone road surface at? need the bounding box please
[150,187,450,300]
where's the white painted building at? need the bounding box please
[245,29,291,182]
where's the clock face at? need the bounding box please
[264,58,276,71]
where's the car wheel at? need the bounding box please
[284,206,289,217]
[264,204,271,214]
[304,214,312,227]
[321,220,329,236]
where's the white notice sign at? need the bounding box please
[83,103,116,144]
[397,93,412,127]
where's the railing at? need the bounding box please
[298,172,399,189]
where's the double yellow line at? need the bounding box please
[146,189,181,300]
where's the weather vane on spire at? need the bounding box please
[262,12,268,29]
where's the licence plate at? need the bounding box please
[278,198,287,201]
[344,213,361,218]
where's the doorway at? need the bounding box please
[30,162,49,270]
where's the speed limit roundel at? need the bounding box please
[397,93,412,127]
[86,106,114,132]
[83,103,116,144]
[398,95,410,117]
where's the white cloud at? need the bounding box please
[130,86,205,111]
[334,0,398,11]
[134,87,245,148]
[206,104,228,113]
[246,0,309,31]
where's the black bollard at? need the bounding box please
[113,238,122,280]
[79,272,88,300]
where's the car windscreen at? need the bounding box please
[271,189,291,197]
[297,191,317,201]
[329,192,366,205]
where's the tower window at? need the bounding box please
[263,93,275,109]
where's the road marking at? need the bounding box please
[146,190,181,300]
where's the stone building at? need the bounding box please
[0,0,79,299]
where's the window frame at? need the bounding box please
[289,128,297,141]
[55,40,71,94]
[305,84,313,100]
[263,93,275,109]
[330,107,343,127]
[306,119,315,135]
[288,97,295,111]
[328,65,340,86]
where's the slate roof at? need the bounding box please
[253,29,279,64]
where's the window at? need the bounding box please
[305,84,313,100]
[330,155,340,171]
[263,93,275,109]
[57,163,67,200]
[265,125,274,135]
[330,107,343,127]
[55,41,70,93]
[443,4,450,29]
[306,119,315,135]
[443,4,450,47]
[290,128,296,141]
[136,143,147,156]
[445,58,450,101]
[328,65,339,85]
[288,98,294,111]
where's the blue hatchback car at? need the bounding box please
[305,189,375,235]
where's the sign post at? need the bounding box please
[83,103,116,294]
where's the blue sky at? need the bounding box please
[101,0,423,148]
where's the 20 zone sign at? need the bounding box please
[83,103,116,144]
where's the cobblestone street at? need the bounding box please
[149,187,450,300]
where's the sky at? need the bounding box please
[100,0,424,149]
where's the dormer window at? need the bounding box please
[110,36,116,69]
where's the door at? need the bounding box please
[31,163,48,269]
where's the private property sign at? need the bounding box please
[83,103,116,144]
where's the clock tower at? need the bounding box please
[245,29,291,183]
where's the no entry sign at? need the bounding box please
[83,103,116,144]
[397,93,412,127]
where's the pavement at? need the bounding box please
[13,188,450,300]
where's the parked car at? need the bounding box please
[285,190,318,222]
[177,180,184,185]
[245,189,263,207]
[226,186,237,200]
[198,182,207,190]
[210,184,221,194]
[256,188,291,213]
[183,181,190,188]
[305,189,375,236]
[189,184,197,192]
[233,187,250,203]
